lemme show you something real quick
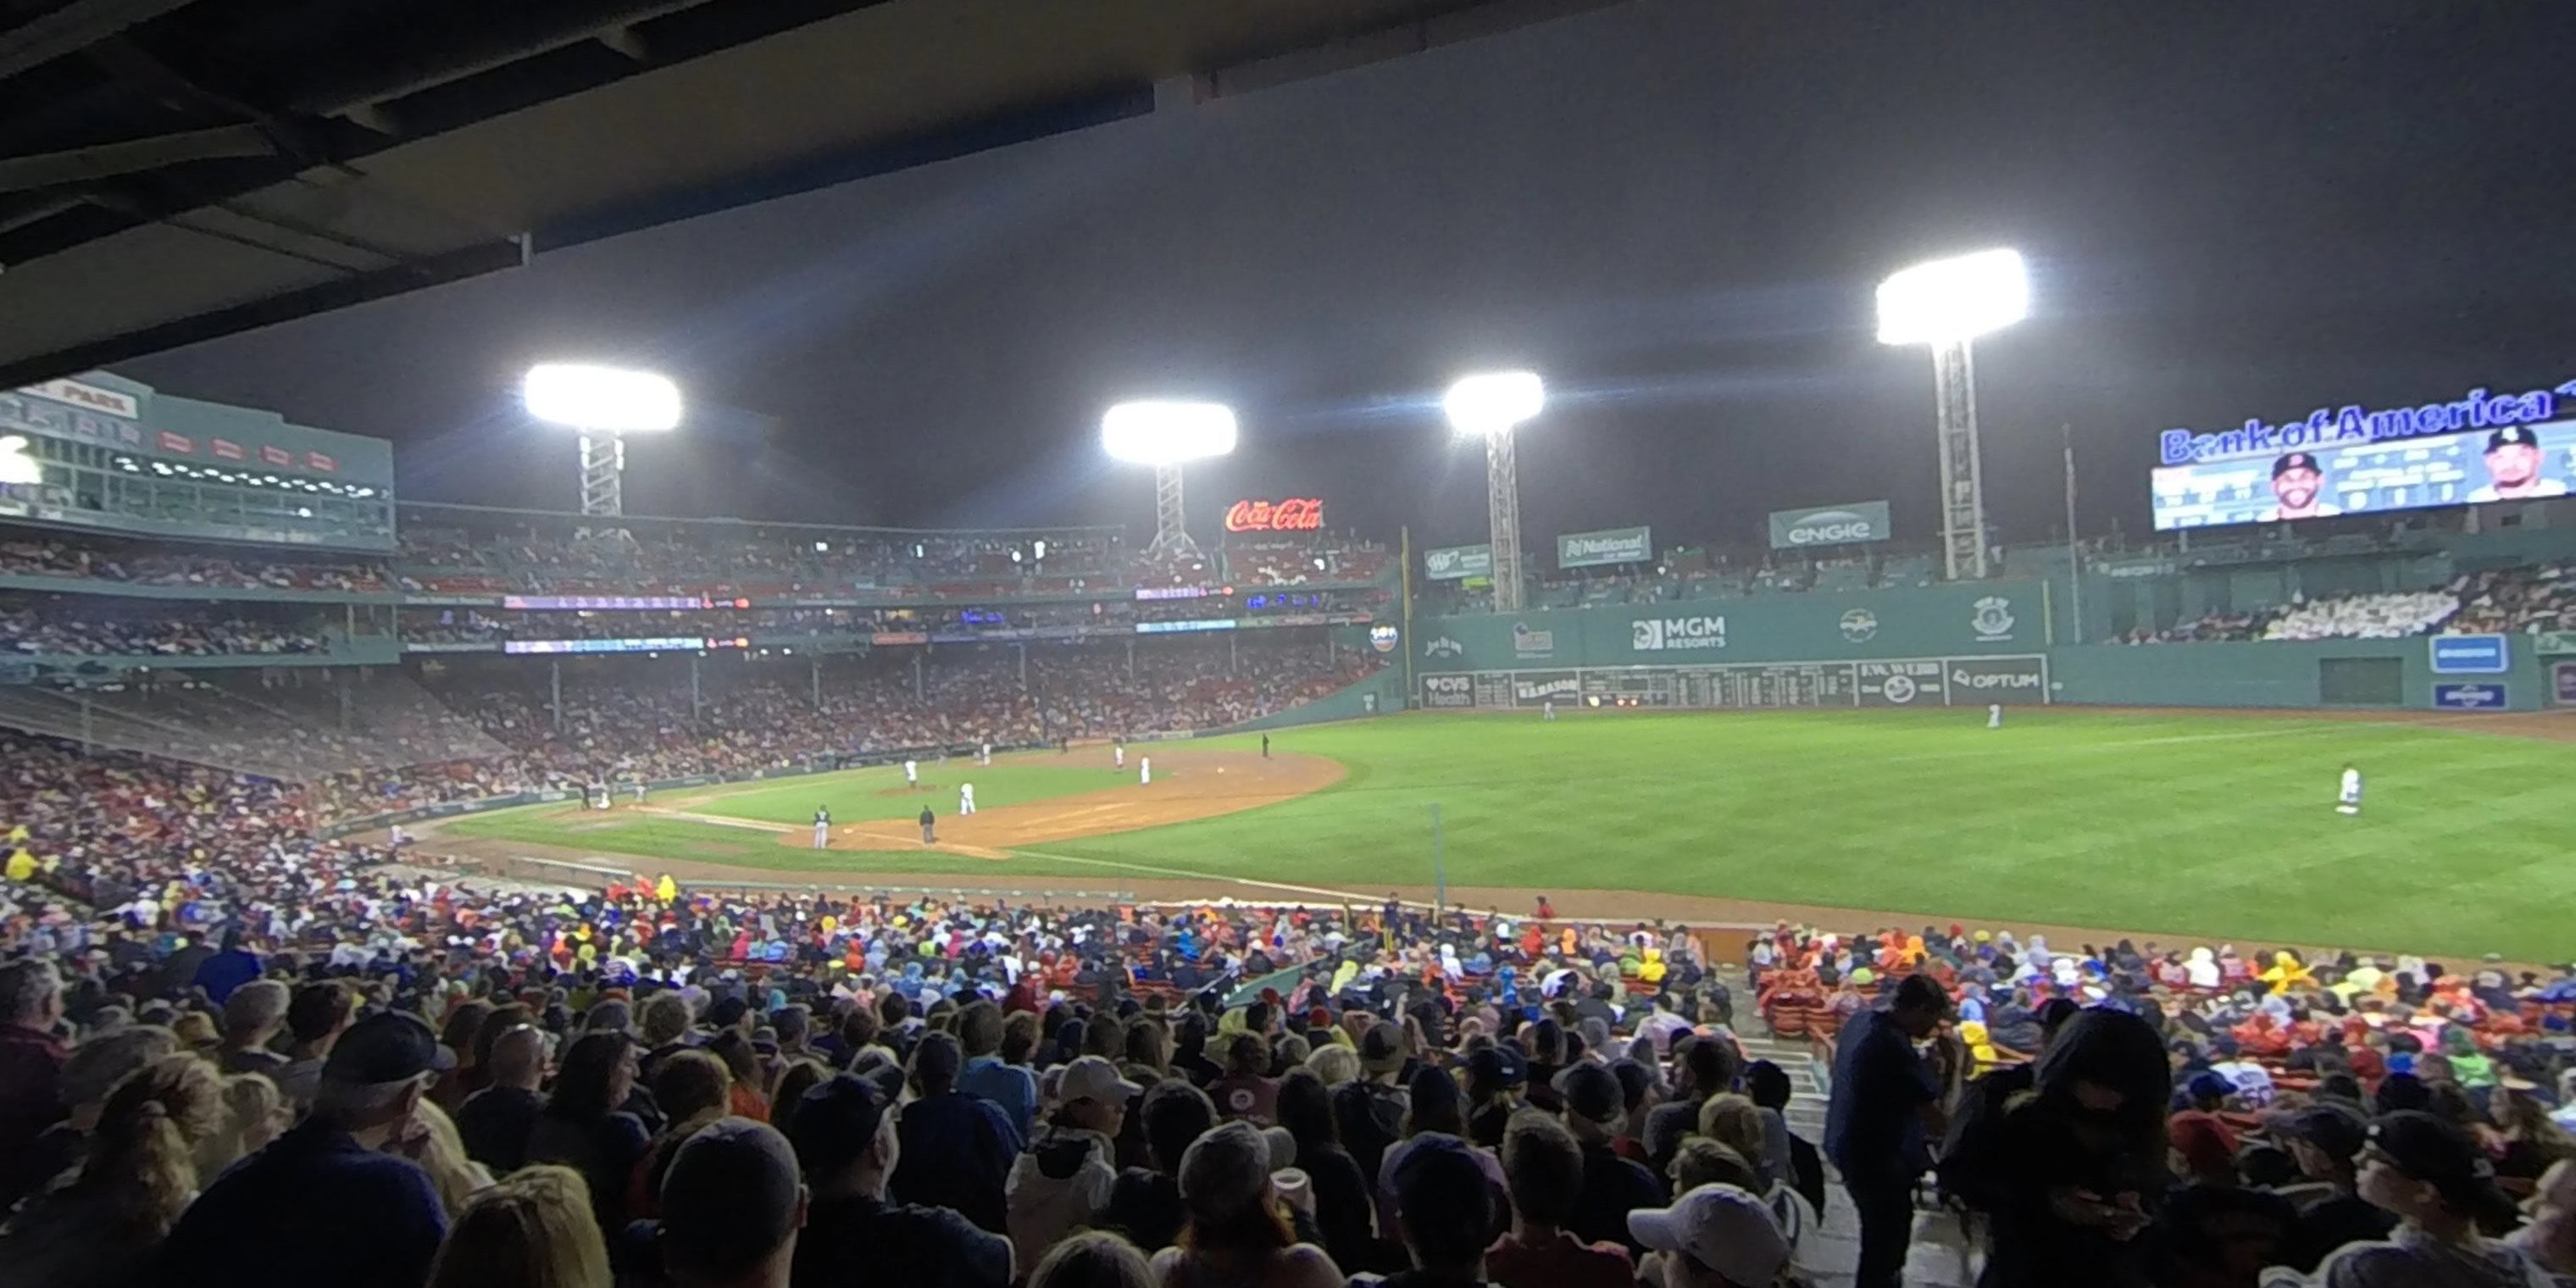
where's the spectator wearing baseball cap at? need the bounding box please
[788,1072,1012,1288]
[1384,1133,1502,1288]
[1629,1182,1792,1288]
[1008,1054,1135,1269]
[1464,1043,1527,1149]
[658,1118,806,1288]
[1487,1110,1634,1288]
[156,1010,454,1288]
[1553,1061,1663,1253]
[2264,1100,2394,1273]
[2265,1110,2551,1288]
[2171,1070,2244,1187]
[1332,1020,1412,1190]
[1148,1120,1343,1288]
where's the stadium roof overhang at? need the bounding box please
[0,0,1620,390]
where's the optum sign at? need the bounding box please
[1768,501,1891,549]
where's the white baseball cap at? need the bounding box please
[1057,1055,1141,1106]
[1629,1184,1790,1287]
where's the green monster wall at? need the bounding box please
[1407,592,2551,712]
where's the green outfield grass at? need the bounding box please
[439,709,2576,960]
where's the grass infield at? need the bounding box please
[441,709,2576,961]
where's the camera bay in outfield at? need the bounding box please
[438,710,2576,962]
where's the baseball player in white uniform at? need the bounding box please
[904,758,919,788]
[633,783,647,805]
[2337,763,2362,815]
[1114,742,1125,770]
[959,782,976,815]
[980,741,992,766]
[1140,756,1152,786]
[1988,703,2003,730]
[1542,699,1556,722]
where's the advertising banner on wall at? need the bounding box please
[1943,655,2051,703]
[2554,662,2576,706]
[1422,544,1493,580]
[2429,634,2509,674]
[1420,673,1477,708]
[1768,501,1891,549]
[1509,671,1581,707]
[2433,683,2508,710]
[1556,526,1652,569]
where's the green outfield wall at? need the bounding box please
[1411,595,2555,713]
[1410,582,2051,672]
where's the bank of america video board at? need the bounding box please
[2149,379,2576,530]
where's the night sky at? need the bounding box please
[119,1,2576,553]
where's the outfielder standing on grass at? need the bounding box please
[2338,763,2363,815]
[905,758,919,789]
[813,805,830,848]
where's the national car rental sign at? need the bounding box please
[1224,497,1324,532]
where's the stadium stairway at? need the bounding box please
[1731,1031,1974,1287]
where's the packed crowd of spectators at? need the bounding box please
[2117,564,2576,645]
[1,601,332,658]
[2449,563,2576,636]
[3,734,1833,1288]
[1753,922,2576,1286]
[391,520,1391,599]
[1,718,2573,1286]
[0,537,389,594]
[297,641,1380,822]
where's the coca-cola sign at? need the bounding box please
[1224,497,1324,532]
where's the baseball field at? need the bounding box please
[427,708,2576,963]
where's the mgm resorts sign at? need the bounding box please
[1768,501,1890,549]
[1630,614,1726,652]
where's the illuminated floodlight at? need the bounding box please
[0,434,39,485]
[1442,370,1545,436]
[1875,248,2029,346]
[1100,401,1237,464]
[522,364,682,432]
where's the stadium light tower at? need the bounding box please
[1102,400,1236,562]
[1443,370,1544,613]
[1876,247,2029,581]
[521,363,683,519]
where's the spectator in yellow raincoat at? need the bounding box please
[2257,950,2313,995]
